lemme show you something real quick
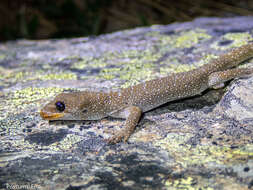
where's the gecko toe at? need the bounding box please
[106,137,121,144]
[106,132,129,144]
[123,134,130,143]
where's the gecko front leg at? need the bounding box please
[107,106,142,144]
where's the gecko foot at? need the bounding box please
[106,130,131,144]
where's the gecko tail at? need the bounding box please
[204,43,253,73]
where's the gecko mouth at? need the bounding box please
[40,111,64,120]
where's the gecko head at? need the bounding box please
[40,92,99,121]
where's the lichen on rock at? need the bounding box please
[1,17,253,189]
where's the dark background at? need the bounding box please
[1,0,253,41]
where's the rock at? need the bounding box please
[1,17,253,189]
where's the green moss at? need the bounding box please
[211,32,253,50]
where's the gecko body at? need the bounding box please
[40,43,253,143]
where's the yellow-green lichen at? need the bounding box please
[172,30,211,48]
[70,57,93,70]
[96,49,162,88]
[165,176,214,190]
[162,64,197,74]
[4,71,77,83]
[117,61,157,87]
[4,133,83,152]
[120,70,155,88]
[159,57,194,74]
[41,73,77,80]
[195,53,218,67]
[160,53,214,74]
[97,40,206,87]
[159,67,176,76]
[231,144,253,156]
[211,32,253,50]
[0,67,13,80]
[155,133,252,168]
[12,87,64,104]
[69,30,211,88]
[148,28,211,49]
[49,134,83,151]
[0,54,6,60]
[99,68,121,80]
[114,49,161,62]
[41,63,52,69]
[71,55,115,71]
[6,138,39,152]
[0,87,65,120]
[57,55,81,62]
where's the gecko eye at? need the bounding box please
[55,101,65,112]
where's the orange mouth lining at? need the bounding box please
[40,111,64,120]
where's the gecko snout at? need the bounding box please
[40,110,64,120]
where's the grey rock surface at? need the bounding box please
[0,17,253,190]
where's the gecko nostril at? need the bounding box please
[55,101,65,112]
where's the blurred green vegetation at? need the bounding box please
[0,0,253,41]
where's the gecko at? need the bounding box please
[40,43,253,144]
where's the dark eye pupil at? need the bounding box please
[55,101,65,112]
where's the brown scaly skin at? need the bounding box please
[40,43,253,143]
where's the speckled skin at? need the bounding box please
[40,43,253,143]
